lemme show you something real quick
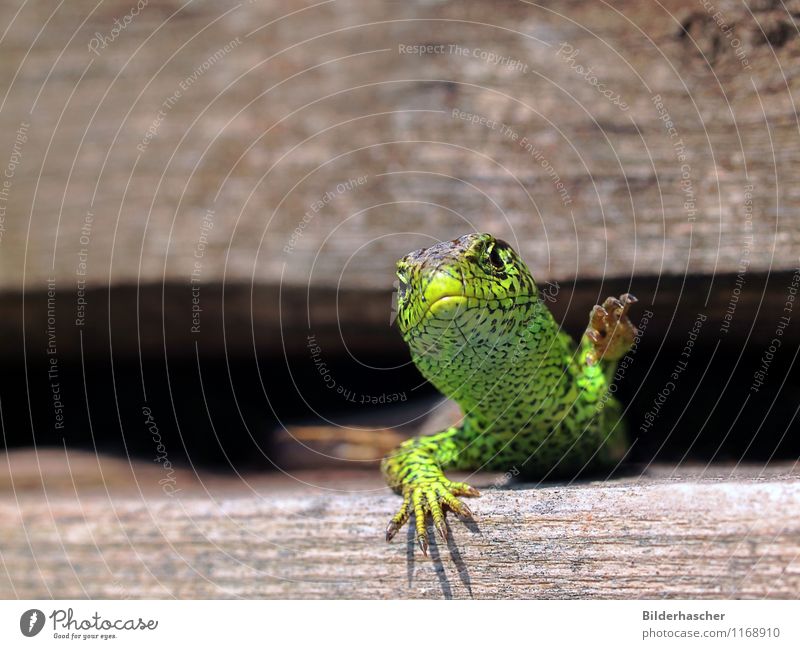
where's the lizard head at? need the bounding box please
[394,233,539,343]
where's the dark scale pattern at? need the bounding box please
[382,233,636,553]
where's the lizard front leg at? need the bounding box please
[381,427,478,555]
[585,293,638,365]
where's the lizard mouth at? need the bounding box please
[425,294,468,321]
[398,292,468,334]
[398,266,533,333]
[402,272,471,330]
[407,291,538,332]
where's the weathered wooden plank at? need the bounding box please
[1,452,799,599]
[1,0,798,291]
[1,0,798,359]
[1,0,798,362]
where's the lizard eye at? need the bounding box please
[487,244,504,271]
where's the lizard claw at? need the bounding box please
[385,478,479,556]
[585,293,638,364]
[455,500,474,520]
[385,520,402,543]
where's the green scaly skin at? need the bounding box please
[381,233,637,554]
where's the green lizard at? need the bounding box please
[381,233,637,554]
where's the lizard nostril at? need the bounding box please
[397,279,408,300]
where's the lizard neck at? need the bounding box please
[406,299,570,427]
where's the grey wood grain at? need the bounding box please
[1,452,798,599]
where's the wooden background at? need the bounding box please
[2,451,799,599]
[0,0,798,356]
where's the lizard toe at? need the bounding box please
[384,478,479,554]
[586,293,638,364]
